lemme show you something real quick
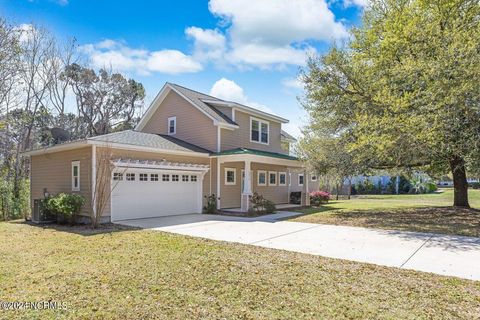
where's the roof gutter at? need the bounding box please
[201,99,289,124]
[22,139,211,158]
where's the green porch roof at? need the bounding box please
[213,148,299,161]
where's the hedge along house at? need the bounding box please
[24,83,319,223]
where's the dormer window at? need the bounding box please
[168,116,176,135]
[250,117,269,144]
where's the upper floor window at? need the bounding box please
[168,116,176,135]
[71,161,80,191]
[250,117,269,144]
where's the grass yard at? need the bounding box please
[1,222,480,319]
[291,189,480,237]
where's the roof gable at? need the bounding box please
[136,83,238,131]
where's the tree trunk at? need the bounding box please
[335,183,340,200]
[347,178,352,200]
[449,156,470,208]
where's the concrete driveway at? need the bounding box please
[119,212,480,281]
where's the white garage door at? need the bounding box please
[111,169,202,221]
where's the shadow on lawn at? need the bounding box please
[331,206,480,238]
[14,220,141,237]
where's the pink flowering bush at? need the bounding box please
[309,191,330,206]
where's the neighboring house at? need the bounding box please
[24,83,318,223]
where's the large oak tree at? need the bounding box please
[301,0,480,207]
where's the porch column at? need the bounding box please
[301,169,310,206]
[241,160,252,212]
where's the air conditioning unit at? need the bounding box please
[32,199,55,223]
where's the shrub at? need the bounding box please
[203,194,218,214]
[44,193,86,224]
[310,191,330,206]
[426,182,438,193]
[263,199,276,214]
[250,192,276,215]
[386,176,412,194]
[470,182,480,189]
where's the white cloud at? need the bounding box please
[81,0,348,73]
[210,78,303,138]
[209,0,347,44]
[207,0,347,68]
[79,40,202,75]
[343,0,369,7]
[147,50,203,74]
[185,26,226,61]
[210,78,276,115]
[282,76,304,90]
[227,43,315,68]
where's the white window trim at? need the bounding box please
[224,168,236,185]
[278,172,287,186]
[257,170,267,186]
[289,172,292,186]
[71,161,80,191]
[268,171,277,186]
[250,116,269,145]
[167,116,176,135]
[298,174,304,186]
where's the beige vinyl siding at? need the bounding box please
[30,147,92,217]
[252,163,289,204]
[141,90,218,152]
[220,110,285,154]
[289,171,320,193]
[219,162,243,208]
[219,162,292,209]
[101,148,211,216]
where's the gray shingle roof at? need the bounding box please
[88,130,211,153]
[281,130,297,142]
[168,83,237,126]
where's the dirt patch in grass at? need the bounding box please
[1,221,479,319]
[293,206,480,237]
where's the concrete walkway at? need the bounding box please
[119,212,480,281]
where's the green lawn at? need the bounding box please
[291,189,480,237]
[0,222,480,319]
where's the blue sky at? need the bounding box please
[1,0,365,136]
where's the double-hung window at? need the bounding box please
[268,171,277,186]
[278,172,287,186]
[168,116,176,135]
[250,117,269,144]
[298,174,304,186]
[71,161,80,191]
[257,171,267,186]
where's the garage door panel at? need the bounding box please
[111,170,201,221]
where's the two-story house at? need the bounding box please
[25,83,318,223]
